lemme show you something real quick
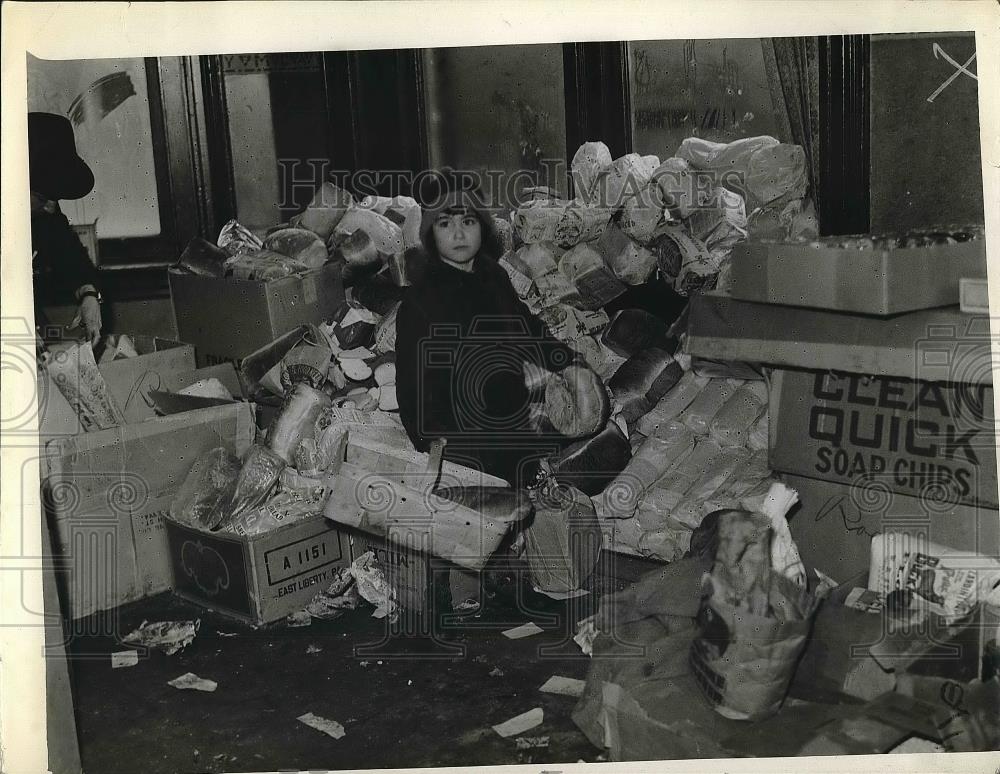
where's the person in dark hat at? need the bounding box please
[29,112,102,345]
[395,170,578,617]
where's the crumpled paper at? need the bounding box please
[573,616,598,657]
[297,712,346,740]
[306,568,361,619]
[753,481,806,587]
[123,620,200,656]
[492,708,544,738]
[168,672,217,692]
[351,551,399,622]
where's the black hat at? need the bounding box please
[28,112,95,200]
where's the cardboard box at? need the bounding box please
[350,530,432,612]
[39,335,196,433]
[783,473,999,581]
[686,293,992,384]
[730,239,986,316]
[166,515,350,625]
[169,263,344,366]
[43,402,255,620]
[770,368,997,509]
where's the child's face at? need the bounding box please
[432,209,482,269]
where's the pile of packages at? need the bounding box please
[497,136,813,560]
[174,183,423,286]
[167,134,812,562]
[572,509,1000,760]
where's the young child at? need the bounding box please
[395,173,573,616]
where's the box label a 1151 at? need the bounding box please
[775,370,997,507]
[265,530,345,598]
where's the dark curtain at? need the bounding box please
[762,37,821,214]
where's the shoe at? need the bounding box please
[452,598,482,617]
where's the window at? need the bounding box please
[27,54,177,266]
[628,38,788,158]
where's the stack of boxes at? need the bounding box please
[37,337,257,621]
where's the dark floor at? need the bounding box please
[63,556,654,774]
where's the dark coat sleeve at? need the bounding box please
[31,211,98,306]
[395,293,455,452]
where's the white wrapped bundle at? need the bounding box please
[384,196,422,249]
[263,228,329,268]
[619,182,666,242]
[333,207,404,255]
[298,182,354,241]
[649,437,725,511]
[558,242,627,310]
[601,227,658,286]
[652,157,711,219]
[514,242,561,279]
[512,200,566,244]
[748,410,769,451]
[679,378,745,435]
[493,216,516,254]
[671,446,752,528]
[568,335,627,382]
[544,364,610,439]
[636,486,685,527]
[535,271,584,308]
[701,449,771,514]
[571,141,614,203]
[538,304,608,343]
[636,371,710,437]
[684,186,748,261]
[658,226,719,297]
[637,154,661,180]
[746,143,808,207]
[596,153,655,210]
[709,381,768,448]
[610,514,645,553]
[677,135,779,175]
[554,202,612,246]
[639,527,692,562]
[609,423,696,513]
[358,195,393,214]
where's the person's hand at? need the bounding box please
[71,295,102,345]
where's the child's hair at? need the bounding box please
[418,169,502,262]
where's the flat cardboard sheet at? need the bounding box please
[686,293,993,384]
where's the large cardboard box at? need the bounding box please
[169,263,344,366]
[166,515,350,625]
[783,473,999,581]
[730,239,986,316]
[770,368,997,509]
[686,293,992,384]
[43,402,255,620]
[39,335,196,434]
